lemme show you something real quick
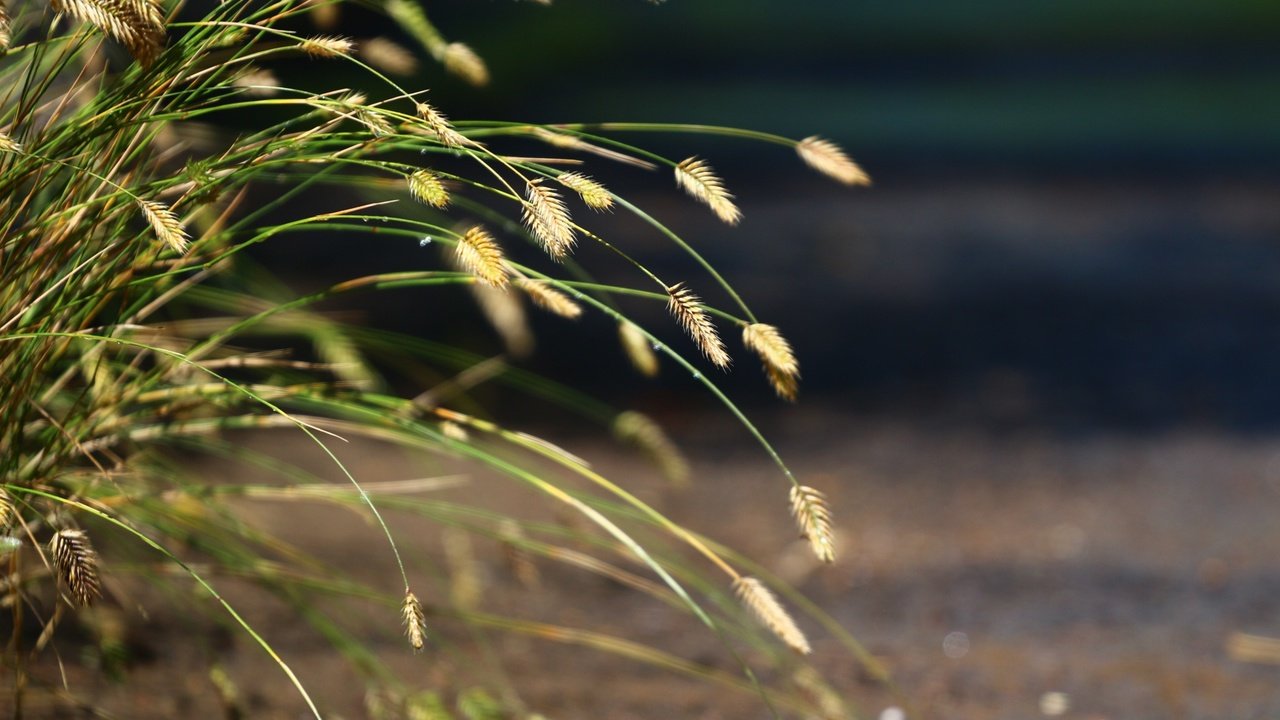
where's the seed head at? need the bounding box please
[442,42,489,86]
[733,576,810,654]
[138,199,189,254]
[522,179,576,260]
[674,157,741,225]
[52,0,166,65]
[408,169,450,208]
[0,131,17,154]
[556,172,613,211]
[618,321,659,377]
[790,485,835,564]
[666,283,730,368]
[796,136,871,186]
[360,37,419,76]
[402,590,427,651]
[415,102,473,148]
[455,226,509,289]
[742,323,800,401]
[516,279,582,319]
[299,35,353,58]
[50,529,101,606]
[614,411,690,486]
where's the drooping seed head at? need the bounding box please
[360,37,419,76]
[455,226,509,289]
[666,282,730,368]
[0,131,17,154]
[674,157,741,225]
[522,179,576,260]
[53,0,166,65]
[138,199,189,254]
[299,34,353,58]
[415,101,473,148]
[733,576,811,654]
[789,485,835,564]
[401,589,427,651]
[50,529,101,606]
[614,411,690,486]
[442,42,489,86]
[516,279,582,319]
[796,136,871,186]
[556,172,613,211]
[618,321,660,377]
[0,3,10,51]
[743,323,800,401]
[408,169,450,208]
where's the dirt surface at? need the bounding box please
[12,407,1280,719]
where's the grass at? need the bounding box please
[0,1,880,716]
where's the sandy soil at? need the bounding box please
[11,408,1280,719]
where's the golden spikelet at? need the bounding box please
[50,529,101,606]
[516,279,582,319]
[531,127,658,170]
[733,576,811,654]
[455,226,508,289]
[674,157,741,225]
[401,589,427,651]
[53,0,166,65]
[352,105,394,138]
[557,172,613,211]
[360,37,418,76]
[408,169,450,208]
[0,488,12,527]
[415,102,473,148]
[298,35,353,59]
[0,131,19,154]
[471,283,533,357]
[522,179,576,260]
[614,411,690,486]
[796,136,871,186]
[789,485,835,564]
[618,321,660,377]
[743,323,800,401]
[138,199,189,254]
[442,42,489,86]
[666,283,730,368]
[0,2,11,50]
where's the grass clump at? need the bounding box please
[0,0,882,715]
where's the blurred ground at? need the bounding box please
[18,408,1280,719]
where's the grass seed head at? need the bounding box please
[53,0,166,65]
[556,172,613,211]
[50,529,101,606]
[471,282,533,357]
[796,136,871,186]
[666,282,730,368]
[733,576,811,654]
[522,179,576,260]
[789,485,835,564]
[743,323,800,401]
[0,3,10,50]
[674,157,741,225]
[614,411,690,486]
[361,37,419,76]
[408,169,450,208]
[299,35,353,58]
[455,226,509,289]
[516,279,582,319]
[138,199,189,254]
[402,590,427,651]
[0,130,18,153]
[618,321,659,377]
[415,102,473,148]
[443,42,489,86]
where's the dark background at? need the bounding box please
[276,0,1280,430]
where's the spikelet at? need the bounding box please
[298,35,352,59]
[522,179,576,260]
[471,283,533,357]
[231,67,279,97]
[498,519,539,589]
[743,323,800,401]
[138,199,189,254]
[618,321,659,377]
[442,42,489,86]
[796,136,870,186]
[0,2,11,50]
[516,279,582,319]
[455,226,508,288]
[415,102,473,148]
[790,485,835,564]
[0,488,12,527]
[733,576,811,654]
[0,131,18,154]
[50,529,101,606]
[401,589,427,651]
[52,0,166,65]
[361,37,419,76]
[557,172,613,211]
[531,127,657,170]
[408,169,450,208]
[352,105,394,138]
[666,283,730,368]
[614,411,690,486]
[674,157,741,225]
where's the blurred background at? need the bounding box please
[250,1,1280,717]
